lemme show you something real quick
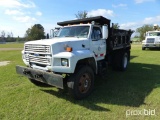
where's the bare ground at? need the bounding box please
[0,61,10,66]
[0,48,22,51]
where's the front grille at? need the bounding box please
[147,38,155,43]
[24,44,52,66]
[25,44,50,53]
[29,54,51,65]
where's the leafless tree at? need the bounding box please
[1,31,6,38]
[75,11,88,19]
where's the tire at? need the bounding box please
[29,78,52,87]
[119,52,128,71]
[67,66,94,100]
[142,47,145,50]
[112,51,129,71]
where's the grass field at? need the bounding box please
[0,43,160,120]
[0,43,24,48]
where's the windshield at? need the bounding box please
[57,26,90,38]
[147,32,160,36]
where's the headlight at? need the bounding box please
[61,58,68,67]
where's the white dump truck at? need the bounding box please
[142,24,160,50]
[16,16,133,99]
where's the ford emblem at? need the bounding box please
[34,53,39,56]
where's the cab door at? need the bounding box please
[90,26,106,60]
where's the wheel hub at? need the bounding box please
[123,54,128,68]
[84,80,89,88]
[79,73,91,93]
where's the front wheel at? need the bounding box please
[67,66,94,100]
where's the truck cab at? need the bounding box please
[56,23,108,60]
[142,26,160,50]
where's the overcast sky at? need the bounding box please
[0,0,160,37]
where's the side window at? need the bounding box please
[91,27,102,40]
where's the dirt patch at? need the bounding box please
[0,61,10,66]
[0,48,22,51]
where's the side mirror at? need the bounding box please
[46,33,49,39]
[50,29,54,38]
[102,25,108,39]
[143,33,146,37]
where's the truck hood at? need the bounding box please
[25,37,87,45]
[25,37,90,54]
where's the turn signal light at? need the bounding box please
[66,47,72,52]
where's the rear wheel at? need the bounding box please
[112,51,129,71]
[120,52,128,71]
[67,66,94,100]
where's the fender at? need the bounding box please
[52,50,97,73]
